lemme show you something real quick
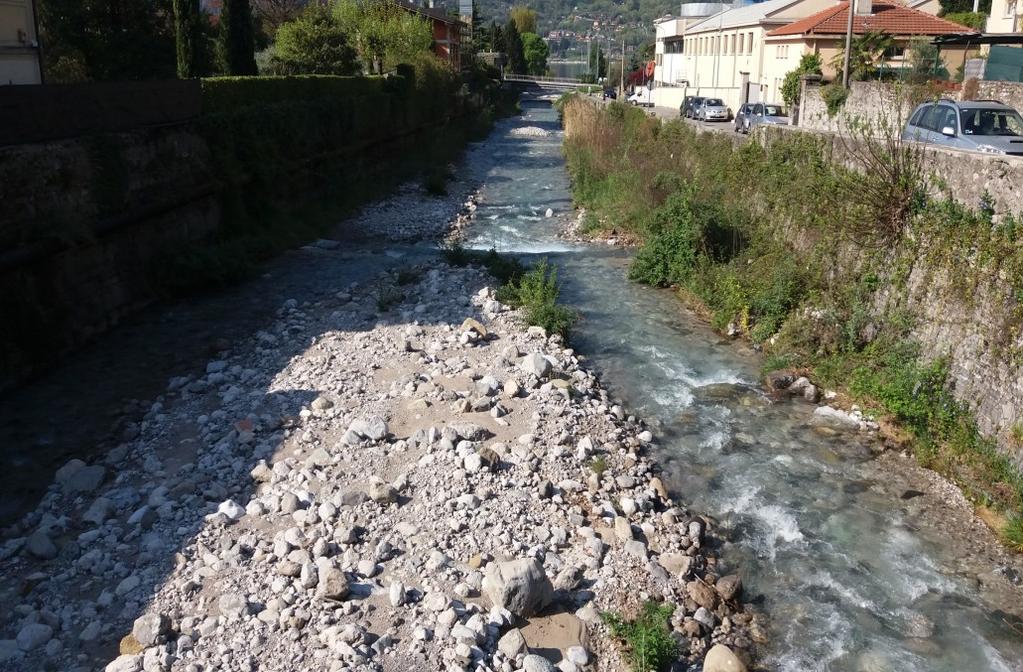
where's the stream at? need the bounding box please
[460,97,1023,671]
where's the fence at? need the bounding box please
[0,80,200,146]
[986,45,1023,83]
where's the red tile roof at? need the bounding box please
[767,1,975,36]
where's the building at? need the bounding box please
[394,0,463,67]
[988,0,1022,33]
[675,0,836,110]
[652,3,730,107]
[0,0,42,84]
[764,0,976,90]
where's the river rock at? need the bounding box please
[703,644,747,672]
[522,654,557,672]
[482,558,553,618]
[25,530,57,559]
[497,628,526,658]
[131,613,168,648]
[716,574,742,601]
[687,580,718,610]
[520,353,552,378]
[105,655,142,672]
[16,623,51,651]
[318,567,350,601]
[348,415,388,440]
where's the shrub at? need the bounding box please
[821,84,849,117]
[510,258,577,338]
[272,4,359,75]
[601,601,678,672]
[781,53,823,108]
[1004,514,1023,551]
[942,10,987,29]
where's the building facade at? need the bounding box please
[988,0,1022,33]
[0,0,41,85]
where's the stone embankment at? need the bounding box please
[0,256,762,670]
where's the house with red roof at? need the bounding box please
[763,0,977,88]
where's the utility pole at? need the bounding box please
[842,0,855,88]
[620,37,625,96]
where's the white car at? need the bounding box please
[627,88,653,108]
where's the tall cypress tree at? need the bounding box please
[173,0,202,78]
[504,20,525,75]
[220,0,258,75]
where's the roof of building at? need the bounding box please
[392,0,463,25]
[685,0,808,34]
[767,1,975,36]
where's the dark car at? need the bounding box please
[602,88,617,100]
[734,103,754,133]
[681,95,705,119]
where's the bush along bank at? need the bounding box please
[560,96,1023,552]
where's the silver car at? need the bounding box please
[698,98,731,122]
[746,103,788,131]
[902,99,1023,156]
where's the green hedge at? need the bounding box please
[200,74,400,113]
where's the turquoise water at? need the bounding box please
[461,97,1023,671]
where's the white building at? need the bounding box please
[652,3,730,108]
[0,0,42,85]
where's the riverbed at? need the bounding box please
[459,97,1023,671]
[3,94,1022,671]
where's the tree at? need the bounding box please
[504,19,525,74]
[521,32,548,75]
[938,0,991,14]
[509,5,537,34]
[251,0,305,35]
[588,42,606,79]
[272,4,358,75]
[37,0,176,82]
[173,0,203,78]
[781,52,822,107]
[906,37,948,82]
[334,0,432,74]
[220,0,258,75]
[831,30,893,82]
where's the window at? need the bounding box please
[1006,0,1017,18]
[749,31,754,53]
[960,107,1023,136]
[738,33,744,53]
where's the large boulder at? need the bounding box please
[519,353,552,378]
[703,644,747,672]
[482,558,553,618]
[521,654,557,672]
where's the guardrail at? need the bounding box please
[502,74,587,87]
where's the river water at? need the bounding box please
[460,97,1023,670]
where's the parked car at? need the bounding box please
[734,103,754,133]
[681,95,705,119]
[697,98,731,122]
[746,103,788,132]
[903,99,1023,155]
[627,87,654,107]
[602,88,617,100]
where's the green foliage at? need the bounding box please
[820,83,849,117]
[939,0,991,15]
[334,0,433,74]
[831,30,893,82]
[37,0,177,82]
[601,601,678,672]
[521,32,550,76]
[271,3,359,75]
[221,0,259,75]
[442,245,526,285]
[498,258,577,338]
[781,52,822,107]
[174,0,204,78]
[905,37,949,82]
[504,20,526,74]
[375,283,404,312]
[200,74,389,112]
[1005,514,1023,551]
[509,5,538,34]
[589,455,607,477]
[942,10,987,28]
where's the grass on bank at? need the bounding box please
[601,601,678,672]
[560,97,1023,549]
[442,245,578,339]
